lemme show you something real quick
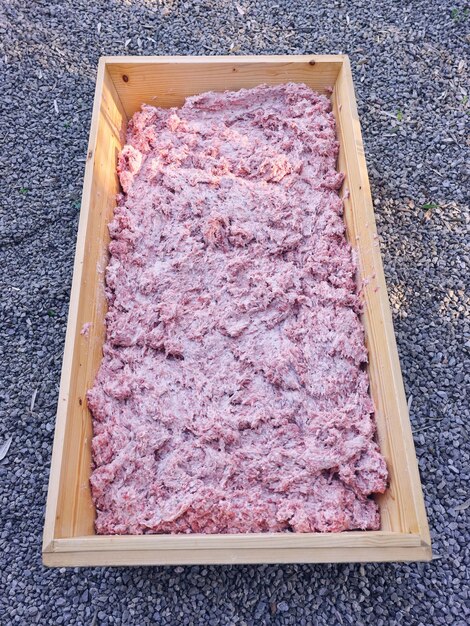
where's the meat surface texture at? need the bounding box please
[87,83,388,535]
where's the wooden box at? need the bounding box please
[43,55,431,566]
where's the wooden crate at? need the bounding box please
[43,55,431,566]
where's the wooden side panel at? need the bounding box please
[106,55,343,116]
[332,60,430,545]
[330,89,401,532]
[45,64,128,542]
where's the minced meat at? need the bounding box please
[87,83,388,535]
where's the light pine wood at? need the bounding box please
[44,543,431,567]
[43,55,431,566]
[331,59,430,545]
[43,61,128,549]
[50,530,423,553]
[106,55,343,117]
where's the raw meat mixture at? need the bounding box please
[87,83,388,535]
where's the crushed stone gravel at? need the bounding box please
[0,0,468,625]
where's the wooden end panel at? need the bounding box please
[105,55,344,117]
[44,538,432,567]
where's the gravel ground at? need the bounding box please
[0,0,469,624]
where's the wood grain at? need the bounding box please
[106,55,343,117]
[43,61,128,544]
[50,530,423,553]
[45,542,431,567]
[332,58,431,545]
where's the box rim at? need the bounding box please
[99,54,348,65]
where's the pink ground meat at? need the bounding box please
[87,83,388,535]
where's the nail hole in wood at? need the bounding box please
[309,60,316,66]
[122,75,129,82]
